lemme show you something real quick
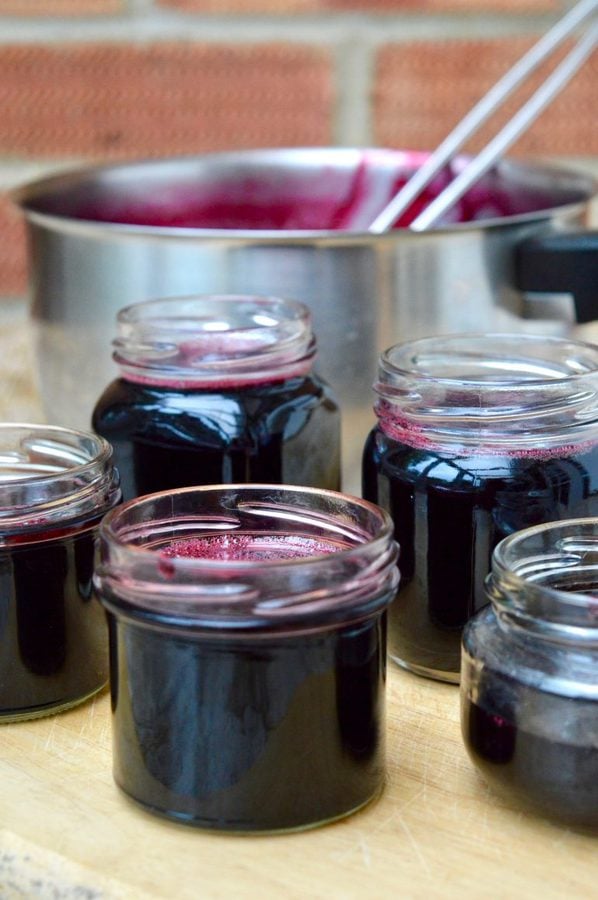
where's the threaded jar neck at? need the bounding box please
[113,294,316,389]
[0,423,120,540]
[486,518,598,649]
[94,484,399,635]
[374,334,598,454]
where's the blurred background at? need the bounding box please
[1,0,597,303]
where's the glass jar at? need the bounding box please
[461,518,598,828]
[92,294,341,501]
[0,423,120,721]
[94,484,398,832]
[362,334,598,683]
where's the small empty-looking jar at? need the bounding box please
[0,423,120,721]
[92,294,341,500]
[94,484,398,832]
[462,518,598,828]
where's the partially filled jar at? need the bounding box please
[0,423,120,721]
[94,484,398,832]
[362,334,598,683]
[92,294,341,501]
[461,518,598,828]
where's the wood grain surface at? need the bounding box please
[0,674,596,900]
[0,307,596,900]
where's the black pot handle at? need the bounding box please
[515,229,598,324]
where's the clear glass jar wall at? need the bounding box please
[92,294,341,500]
[0,423,120,721]
[94,484,398,833]
[461,518,598,828]
[362,334,598,682]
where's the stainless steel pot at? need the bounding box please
[14,147,598,488]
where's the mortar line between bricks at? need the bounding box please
[333,39,374,146]
[126,0,155,10]
[0,13,558,45]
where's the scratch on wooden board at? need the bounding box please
[418,758,430,803]
[85,696,97,724]
[40,721,80,764]
[397,817,433,878]
[330,829,375,868]
[391,786,428,822]
[43,717,58,753]
[330,788,428,865]
[369,786,428,834]
[358,834,372,870]
[70,701,108,753]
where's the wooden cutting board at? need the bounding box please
[0,670,595,900]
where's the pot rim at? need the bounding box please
[12,146,597,241]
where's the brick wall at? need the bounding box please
[1,0,596,296]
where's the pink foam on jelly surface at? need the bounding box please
[161,533,344,562]
[118,329,313,389]
[376,403,596,460]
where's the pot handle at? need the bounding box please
[515,229,598,323]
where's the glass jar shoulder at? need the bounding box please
[363,425,445,468]
[463,606,598,702]
[363,425,505,493]
[92,375,337,444]
[363,425,598,486]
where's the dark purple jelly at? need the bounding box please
[362,433,598,679]
[0,521,109,719]
[462,692,598,828]
[92,374,340,502]
[106,609,386,831]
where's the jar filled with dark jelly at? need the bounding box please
[0,423,120,721]
[94,484,398,832]
[92,294,341,501]
[362,334,598,683]
[462,518,598,828]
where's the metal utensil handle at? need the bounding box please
[411,22,598,231]
[368,0,598,234]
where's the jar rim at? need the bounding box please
[113,293,316,387]
[0,423,118,533]
[379,333,598,387]
[0,422,113,486]
[99,483,394,568]
[374,333,598,452]
[95,484,399,632]
[488,517,598,639]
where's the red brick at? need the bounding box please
[0,0,121,14]
[0,191,27,296]
[374,37,598,157]
[324,0,557,9]
[0,43,334,159]
[159,0,557,12]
